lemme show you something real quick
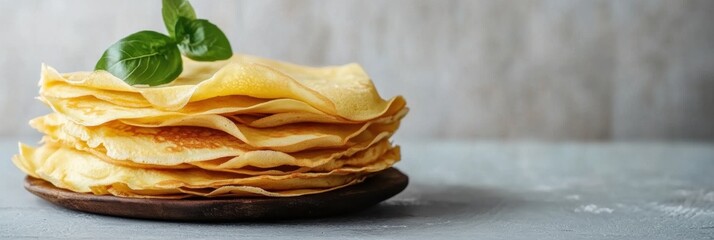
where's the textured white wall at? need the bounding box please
[1,0,713,140]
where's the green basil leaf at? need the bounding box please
[162,0,196,37]
[174,17,233,61]
[95,31,183,86]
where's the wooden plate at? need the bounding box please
[24,168,408,222]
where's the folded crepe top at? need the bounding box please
[40,54,406,121]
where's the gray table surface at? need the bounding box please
[1,137,713,240]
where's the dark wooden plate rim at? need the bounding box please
[24,167,408,222]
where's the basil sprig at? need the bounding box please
[95,0,232,86]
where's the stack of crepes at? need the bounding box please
[12,54,407,199]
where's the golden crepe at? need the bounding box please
[13,143,400,198]
[39,55,406,120]
[32,112,403,154]
[14,53,408,198]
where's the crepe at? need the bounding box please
[31,113,401,164]
[40,54,406,121]
[40,130,397,175]
[14,143,399,198]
